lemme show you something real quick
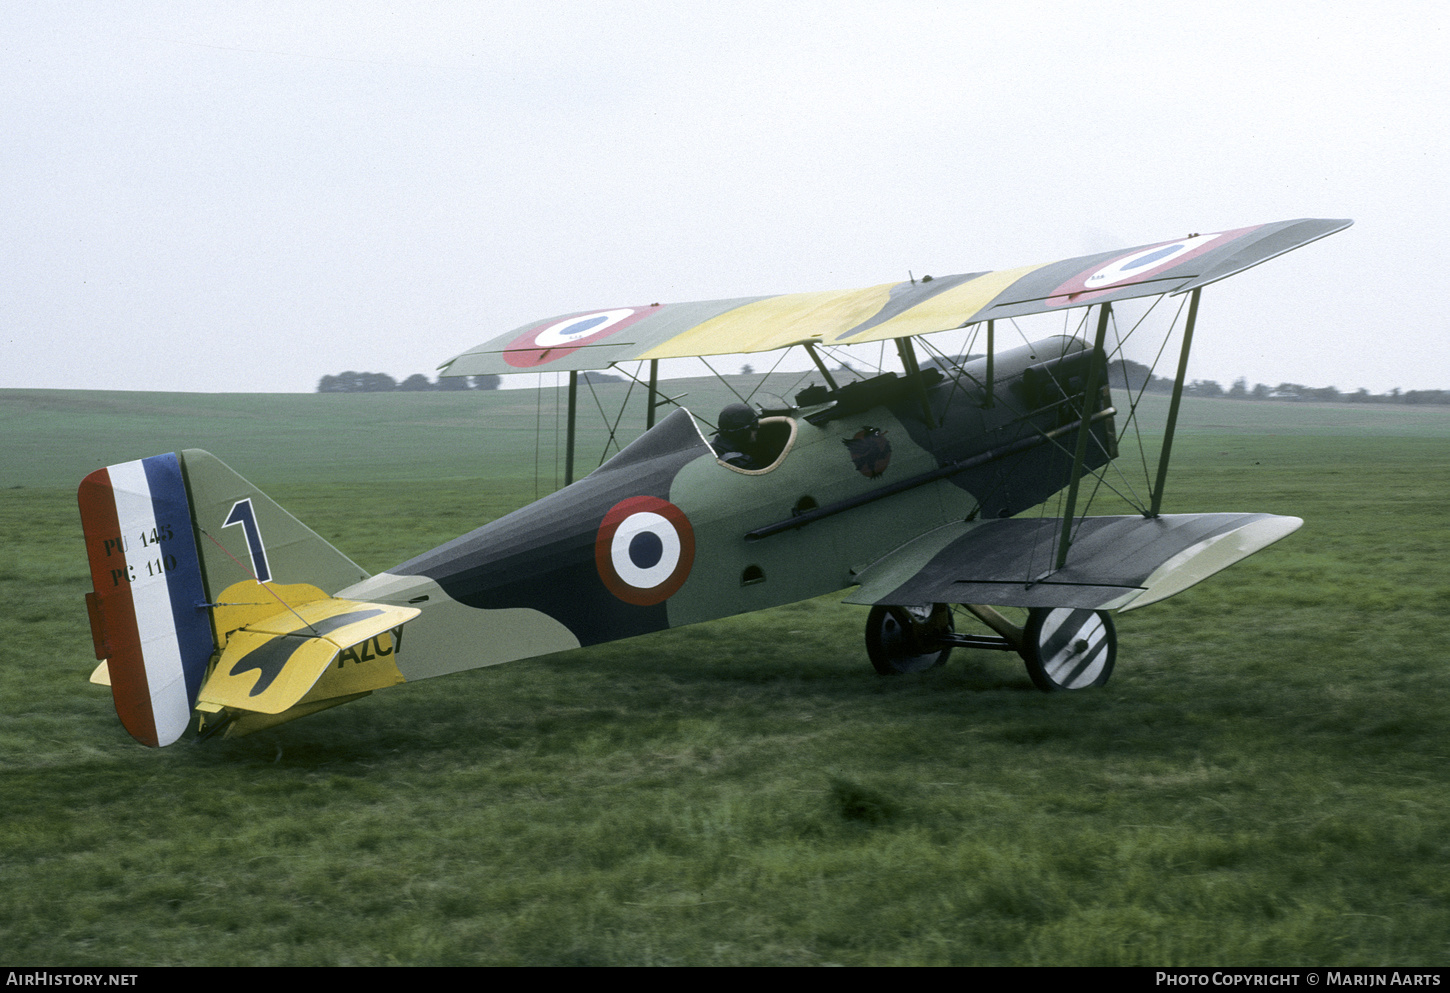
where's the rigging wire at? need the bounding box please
[517,287,1194,564]
[585,368,639,467]
[696,355,751,405]
[777,365,820,403]
[195,527,321,637]
[745,347,795,404]
[1123,295,1188,502]
[609,363,689,420]
[1040,292,1204,562]
[913,325,987,427]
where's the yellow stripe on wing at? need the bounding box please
[638,282,896,359]
[832,263,1051,344]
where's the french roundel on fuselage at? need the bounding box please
[594,495,695,606]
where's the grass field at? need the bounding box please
[2,384,1448,965]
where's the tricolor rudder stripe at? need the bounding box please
[78,453,214,746]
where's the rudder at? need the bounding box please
[79,453,214,746]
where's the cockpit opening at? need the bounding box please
[712,413,797,474]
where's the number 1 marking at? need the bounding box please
[222,498,273,583]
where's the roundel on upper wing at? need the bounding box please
[503,306,655,368]
[595,496,696,605]
[1044,225,1260,308]
[1082,234,1221,289]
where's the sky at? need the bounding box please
[3,1,1446,395]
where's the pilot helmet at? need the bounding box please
[718,403,759,443]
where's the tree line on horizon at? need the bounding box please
[1111,358,1450,405]
[925,355,1450,405]
[316,371,501,392]
[316,370,629,393]
[318,360,1449,405]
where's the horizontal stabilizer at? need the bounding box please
[199,592,419,715]
[847,513,1302,611]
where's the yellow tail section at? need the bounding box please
[195,581,419,737]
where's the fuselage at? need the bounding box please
[339,335,1114,681]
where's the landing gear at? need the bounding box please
[864,604,953,675]
[860,603,1117,691]
[1020,607,1116,692]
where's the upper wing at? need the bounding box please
[439,218,1351,377]
[844,513,1303,612]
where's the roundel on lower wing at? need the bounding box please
[595,496,696,605]
[503,306,655,368]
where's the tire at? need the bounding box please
[865,604,953,675]
[1021,607,1116,692]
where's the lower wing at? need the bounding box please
[846,513,1302,611]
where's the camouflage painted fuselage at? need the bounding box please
[339,336,1113,681]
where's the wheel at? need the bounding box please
[1020,607,1116,692]
[865,604,953,675]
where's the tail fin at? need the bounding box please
[178,449,368,595]
[79,450,411,746]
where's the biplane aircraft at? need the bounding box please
[78,218,1351,746]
